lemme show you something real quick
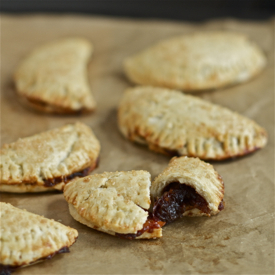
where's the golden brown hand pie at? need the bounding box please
[14,38,96,114]
[151,157,224,223]
[118,86,267,160]
[0,202,78,273]
[63,171,164,239]
[124,32,266,91]
[0,122,100,192]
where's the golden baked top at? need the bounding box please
[14,38,96,113]
[0,202,78,267]
[118,86,267,160]
[0,122,100,192]
[124,32,266,91]
[64,170,163,238]
[151,157,224,217]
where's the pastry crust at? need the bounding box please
[151,157,224,216]
[124,32,266,91]
[118,86,267,160]
[0,202,78,267]
[14,38,96,114]
[64,171,162,239]
[0,122,100,192]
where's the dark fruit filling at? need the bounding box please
[0,265,17,275]
[44,158,99,187]
[218,201,224,211]
[43,167,91,187]
[153,182,211,223]
[44,246,70,259]
[0,246,70,275]
[115,213,165,240]
[26,97,88,114]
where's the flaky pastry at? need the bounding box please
[64,171,164,239]
[14,38,96,114]
[0,122,100,192]
[0,202,78,273]
[151,157,224,222]
[118,86,267,160]
[124,32,266,91]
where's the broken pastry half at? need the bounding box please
[118,86,267,160]
[0,202,78,274]
[124,31,266,91]
[0,122,100,193]
[14,38,96,114]
[63,171,165,239]
[151,157,224,223]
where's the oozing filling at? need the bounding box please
[0,247,70,275]
[218,200,224,211]
[0,265,17,275]
[26,97,87,114]
[115,213,165,240]
[153,182,211,223]
[44,158,99,187]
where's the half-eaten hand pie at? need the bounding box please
[0,122,100,192]
[14,38,96,114]
[63,171,165,239]
[118,86,267,160]
[151,157,224,223]
[0,202,78,274]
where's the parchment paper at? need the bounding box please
[1,15,274,274]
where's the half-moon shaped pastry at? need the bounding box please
[64,171,164,239]
[0,122,100,192]
[124,32,266,91]
[151,157,224,223]
[0,202,78,274]
[118,86,267,160]
[14,38,96,114]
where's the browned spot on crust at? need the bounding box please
[204,234,213,240]
[4,158,99,189]
[131,128,265,160]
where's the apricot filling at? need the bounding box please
[153,182,212,223]
[115,213,165,240]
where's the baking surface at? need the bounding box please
[1,15,274,274]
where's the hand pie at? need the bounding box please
[0,122,100,192]
[124,32,266,91]
[0,202,78,274]
[151,157,224,223]
[63,171,164,239]
[14,38,96,114]
[118,86,267,160]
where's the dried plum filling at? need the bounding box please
[0,246,70,275]
[43,158,99,187]
[26,97,87,114]
[115,213,165,240]
[44,246,70,259]
[0,265,17,275]
[218,200,224,211]
[153,182,211,223]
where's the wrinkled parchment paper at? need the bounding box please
[1,15,274,274]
